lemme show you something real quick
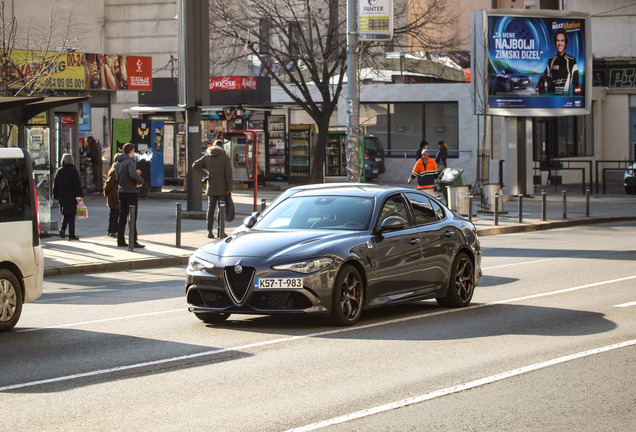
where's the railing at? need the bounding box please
[385,149,472,158]
[533,160,592,194]
[595,160,634,194]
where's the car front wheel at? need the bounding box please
[436,253,475,308]
[329,264,364,326]
[0,269,22,332]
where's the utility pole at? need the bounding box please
[178,0,209,211]
[346,0,361,183]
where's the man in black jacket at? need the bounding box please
[115,143,145,248]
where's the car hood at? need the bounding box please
[196,229,359,261]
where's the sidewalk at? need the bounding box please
[40,183,635,277]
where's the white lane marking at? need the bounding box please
[615,301,636,308]
[285,339,636,432]
[4,274,636,391]
[15,309,184,333]
[482,258,552,270]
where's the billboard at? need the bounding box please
[2,50,152,92]
[472,10,591,117]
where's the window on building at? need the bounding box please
[361,102,458,159]
[532,114,593,161]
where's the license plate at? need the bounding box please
[375,157,382,162]
[255,278,303,289]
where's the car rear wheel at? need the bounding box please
[0,269,22,332]
[329,264,364,326]
[436,253,474,308]
[625,186,635,195]
[194,312,231,323]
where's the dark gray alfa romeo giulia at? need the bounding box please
[186,184,482,326]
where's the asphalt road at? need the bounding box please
[2,222,635,431]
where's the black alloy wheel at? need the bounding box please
[329,264,364,326]
[436,252,475,308]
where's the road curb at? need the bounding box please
[477,216,636,236]
[44,255,191,277]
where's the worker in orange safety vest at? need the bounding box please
[407,148,438,195]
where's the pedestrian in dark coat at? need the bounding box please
[52,153,83,240]
[192,140,233,238]
[87,136,103,192]
[103,157,120,237]
[116,143,145,248]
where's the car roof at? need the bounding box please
[285,183,408,199]
[0,147,27,159]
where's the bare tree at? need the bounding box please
[209,0,462,183]
[1,0,77,146]
[1,0,77,97]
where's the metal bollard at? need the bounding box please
[218,201,226,238]
[562,190,567,219]
[586,188,590,217]
[542,190,547,221]
[468,194,473,222]
[261,198,267,213]
[128,205,136,252]
[176,202,182,248]
[494,193,499,226]
[518,194,523,224]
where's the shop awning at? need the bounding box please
[0,95,90,125]
[123,106,185,114]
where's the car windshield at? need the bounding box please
[254,195,375,230]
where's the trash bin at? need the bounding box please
[481,183,503,212]
[447,185,470,215]
[439,168,464,203]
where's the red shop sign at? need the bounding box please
[60,114,74,126]
[209,76,257,91]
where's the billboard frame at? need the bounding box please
[472,9,591,117]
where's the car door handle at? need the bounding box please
[444,231,455,238]
[409,238,421,245]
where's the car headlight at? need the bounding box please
[272,257,334,274]
[187,255,215,272]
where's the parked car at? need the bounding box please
[490,67,531,92]
[186,184,482,326]
[364,134,385,174]
[625,162,636,194]
[364,158,379,180]
[0,148,44,332]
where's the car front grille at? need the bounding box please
[250,291,313,310]
[223,266,255,304]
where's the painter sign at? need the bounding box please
[358,0,393,41]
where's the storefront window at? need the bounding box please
[361,102,459,159]
[533,114,593,160]
[360,104,389,150]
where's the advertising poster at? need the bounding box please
[0,49,151,91]
[112,118,133,158]
[86,54,152,91]
[486,14,587,113]
[4,50,86,91]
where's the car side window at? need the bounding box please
[0,157,31,223]
[431,199,445,220]
[405,192,438,225]
[378,194,410,226]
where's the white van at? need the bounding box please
[0,147,44,331]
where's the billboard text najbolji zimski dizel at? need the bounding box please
[473,10,591,117]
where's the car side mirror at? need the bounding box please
[243,215,258,229]
[379,216,407,232]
